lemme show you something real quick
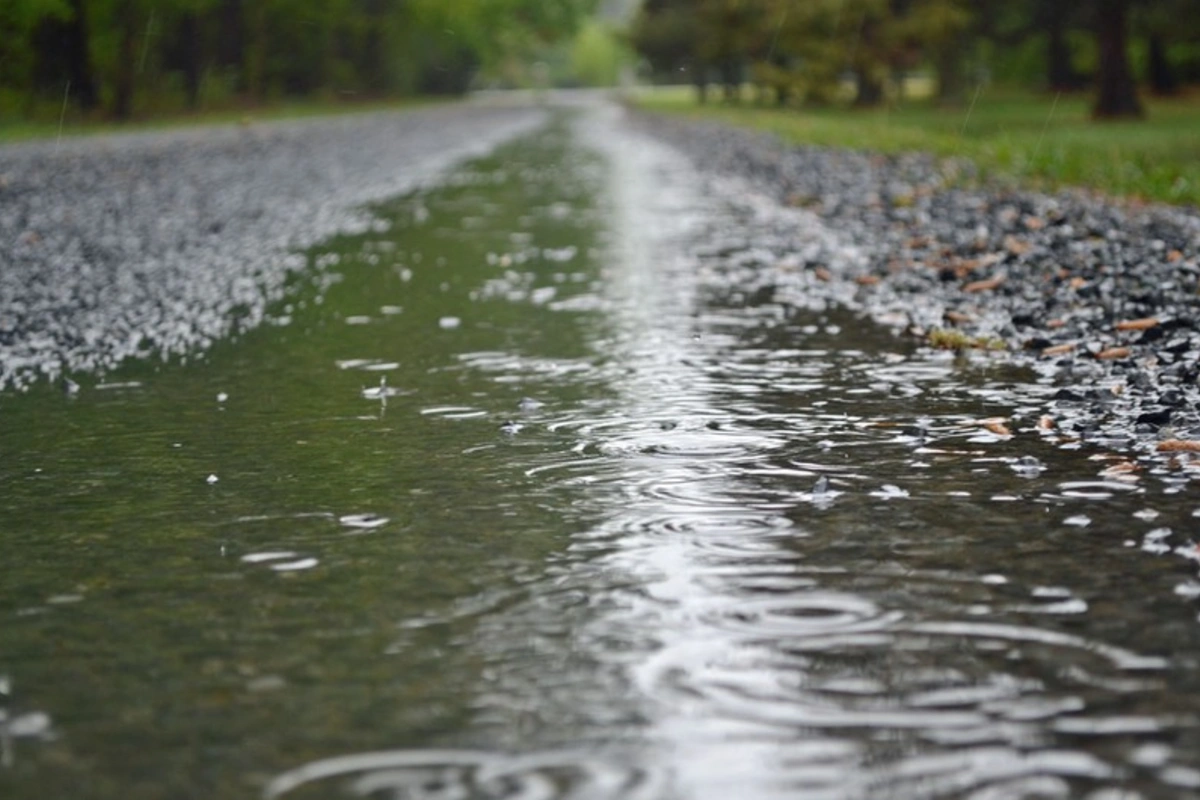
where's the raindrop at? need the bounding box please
[518,397,544,412]
[1010,455,1045,478]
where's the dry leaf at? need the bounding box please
[1157,439,1200,453]
[1166,249,1183,263]
[1023,216,1045,231]
[814,266,832,282]
[1096,346,1131,360]
[855,275,880,286]
[1047,318,1067,329]
[1003,235,1032,256]
[1068,276,1087,289]
[1114,317,1159,331]
[963,275,1005,293]
[981,418,1012,436]
[1042,343,1075,356]
[944,310,972,325]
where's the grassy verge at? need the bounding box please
[0,95,447,145]
[634,85,1200,208]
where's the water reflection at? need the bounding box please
[416,105,1200,799]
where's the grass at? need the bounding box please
[0,95,445,145]
[633,84,1200,207]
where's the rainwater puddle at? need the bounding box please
[2,101,1199,799]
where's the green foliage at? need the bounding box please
[0,0,597,123]
[569,19,630,86]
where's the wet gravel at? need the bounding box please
[0,103,545,391]
[634,110,1200,455]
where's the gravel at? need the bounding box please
[633,110,1200,451]
[5,98,1200,454]
[0,103,545,391]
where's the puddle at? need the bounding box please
[1,101,1198,799]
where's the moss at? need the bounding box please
[928,328,1008,351]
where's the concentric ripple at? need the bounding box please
[264,749,664,800]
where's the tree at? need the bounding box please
[1092,0,1143,118]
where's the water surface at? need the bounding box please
[3,103,1200,799]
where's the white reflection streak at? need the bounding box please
[578,104,827,800]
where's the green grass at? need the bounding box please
[634,84,1200,207]
[0,95,446,145]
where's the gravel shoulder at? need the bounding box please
[0,103,546,391]
[634,110,1200,453]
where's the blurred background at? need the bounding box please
[1,1,1197,201]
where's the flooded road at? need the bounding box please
[3,102,1200,799]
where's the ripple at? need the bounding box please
[338,513,389,530]
[264,748,664,800]
[706,592,901,638]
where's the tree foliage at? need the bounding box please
[630,0,1197,119]
[0,0,595,120]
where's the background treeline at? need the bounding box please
[0,0,595,121]
[630,0,1200,118]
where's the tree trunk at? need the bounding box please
[1092,0,1142,118]
[112,0,138,119]
[1043,2,1086,91]
[693,61,708,105]
[1146,32,1178,95]
[66,0,99,110]
[720,59,740,104]
[244,0,268,101]
[934,46,964,105]
[178,12,202,109]
[854,68,884,107]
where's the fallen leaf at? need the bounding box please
[855,275,880,286]
[1167,249,1183,263]
[1114,317,1159,331]
[1096,346,1131,360]
[981,418,1012,436]
[963,275,1005,293]
[1068,276,1087,289]
[1047,319,1067,329]
[1023,216,1046,230]
[814,266,832,282]
[1003,235,1032,256]
[1042,343,1075,356]
[944,310,972,325]
[1158,439,1200,453]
